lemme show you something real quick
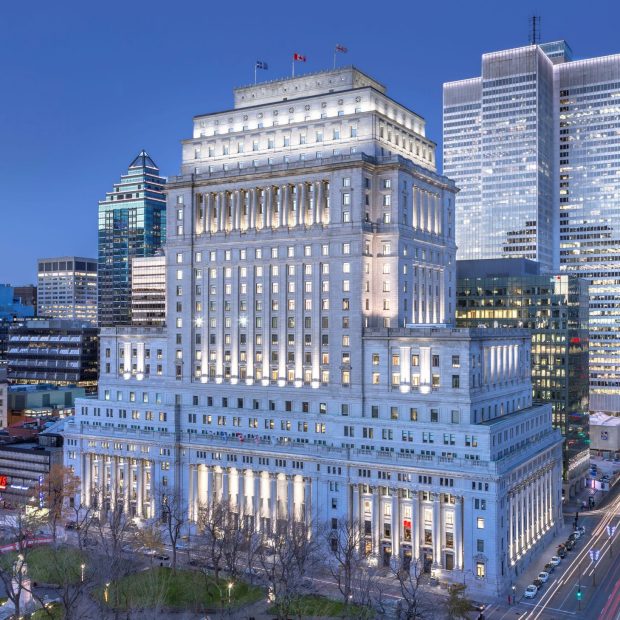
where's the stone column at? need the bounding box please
[221,468,229,506]
[509,493,514,563]
[265,186,273,228]
[254,473,261,532]
[238,469,245,514]
[316,181,324,225]
[282,184,290,228]
[304,477,312,524]
[287,476,294,520]
[136,460,144,518]
[123,459,130,514]
[412,491,420,561]
[454,496,462,570]
[109,456,117,507]
[392,491,400,559]
[295,183,303,227]
[352,484,360,524]
[432,493,441,568]
[372,490,381,557]
[270,475,278,532]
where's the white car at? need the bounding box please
[578,525,586,535]
[550,556,561,566]
[524,585,538,599]
[538,571,550,583]
[572,530,581,540]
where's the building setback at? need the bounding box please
[98,151,166,327]
[66,67,563,596]
[37,257,97,324]
[456,258,590,497]
[444,41,620,414]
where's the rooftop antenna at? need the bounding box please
[529,15,541,45]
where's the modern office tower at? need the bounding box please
[444,42,620,414]
[37,257,98,324]
[131,253,166,326]
[456,258,590,497]
[7,319,98,393]
[98,151,166,327]
[65,67,562,595]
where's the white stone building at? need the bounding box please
[64,67,563,595]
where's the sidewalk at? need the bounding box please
[510,519,574,603]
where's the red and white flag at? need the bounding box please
[293,53,307,62]
[335,44,348,53]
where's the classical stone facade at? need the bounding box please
[65,67,563,596]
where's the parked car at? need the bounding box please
[64,521,77,530]
[558,548,567,559]
[578,525,586,535]
[533,578,544,589]
[155,554,170,561]
[524,585,538,599]
[572,530,581,540]
[565,539,575,551]
[469,601,486,611]
[538,571,550,583]
[544,562,555,573]
[550,556,561,566]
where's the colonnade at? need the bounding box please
[411,188,442,235]
[508,466,555,564]
[187,465,311,532]
[195,181,329,234]
[351,486,464,570]
[82,453,154,519]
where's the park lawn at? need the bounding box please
[1,545,86,585]
[270,594,373,618]
[105,567,262,611]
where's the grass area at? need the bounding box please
[270,594,373,618]
[104,567,263,611]
[31,603,63,619]
[0,545,86,586]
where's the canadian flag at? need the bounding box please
[293,53,307,62]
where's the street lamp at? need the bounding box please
[589,549,601,586]
[607,525,617,558]
[104,582,110,603]
[511,585,516,605]
[227,581,233,604]
[80,563,85,583]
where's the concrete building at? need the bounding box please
[131,253,166,326]
[456,259,590,497]
[98,151,167,327]
[13,286,37,315]
[65,67,563,595]
[8,384,85,423]
[37,257,97,324]
[589,412,620,457]
[7,319,98,393]
[444,41,620,414]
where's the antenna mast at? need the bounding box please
[529,15,541,45]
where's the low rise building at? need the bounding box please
[0,285,34,322]
[589,412,620,457]
[8,384,85,424]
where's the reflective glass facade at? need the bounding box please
[456,260,590,494]
[98,152,166,326]
[446,42,620,414]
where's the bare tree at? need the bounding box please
[196,498,227,581]
[259,519,318,620]
[240,517,262,584]
[68,494,96,551]
[133,522,164,565]
[390,556,433,620]
[157,485,187,570]
[40,465,81,544]
[445,583,472,620]
[323,517,366,609]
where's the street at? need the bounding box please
[480,483,620,620]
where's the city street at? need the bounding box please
[480,483,620,620]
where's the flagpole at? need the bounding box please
[292,59,295,78]
[333,49,336,70]
[254,64,257,85]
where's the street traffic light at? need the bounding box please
[577,588,582,601]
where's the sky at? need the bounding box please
[1,0,620,284]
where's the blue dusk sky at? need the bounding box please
[1,0,619,284]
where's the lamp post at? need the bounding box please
[589,549,601,586]
[227,581,233,605]
[607,525,617,558]
[80,563,85,583]
[104,582,110,604]
[511,585,516,605]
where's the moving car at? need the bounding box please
[538,571,550,583]
[524,585,538,599]
[469,601,485,611]
[550,556,561,566]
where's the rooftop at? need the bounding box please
[590,412,620,427]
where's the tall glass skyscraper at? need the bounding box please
[98,151,166,326]
[444,42,620,414]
